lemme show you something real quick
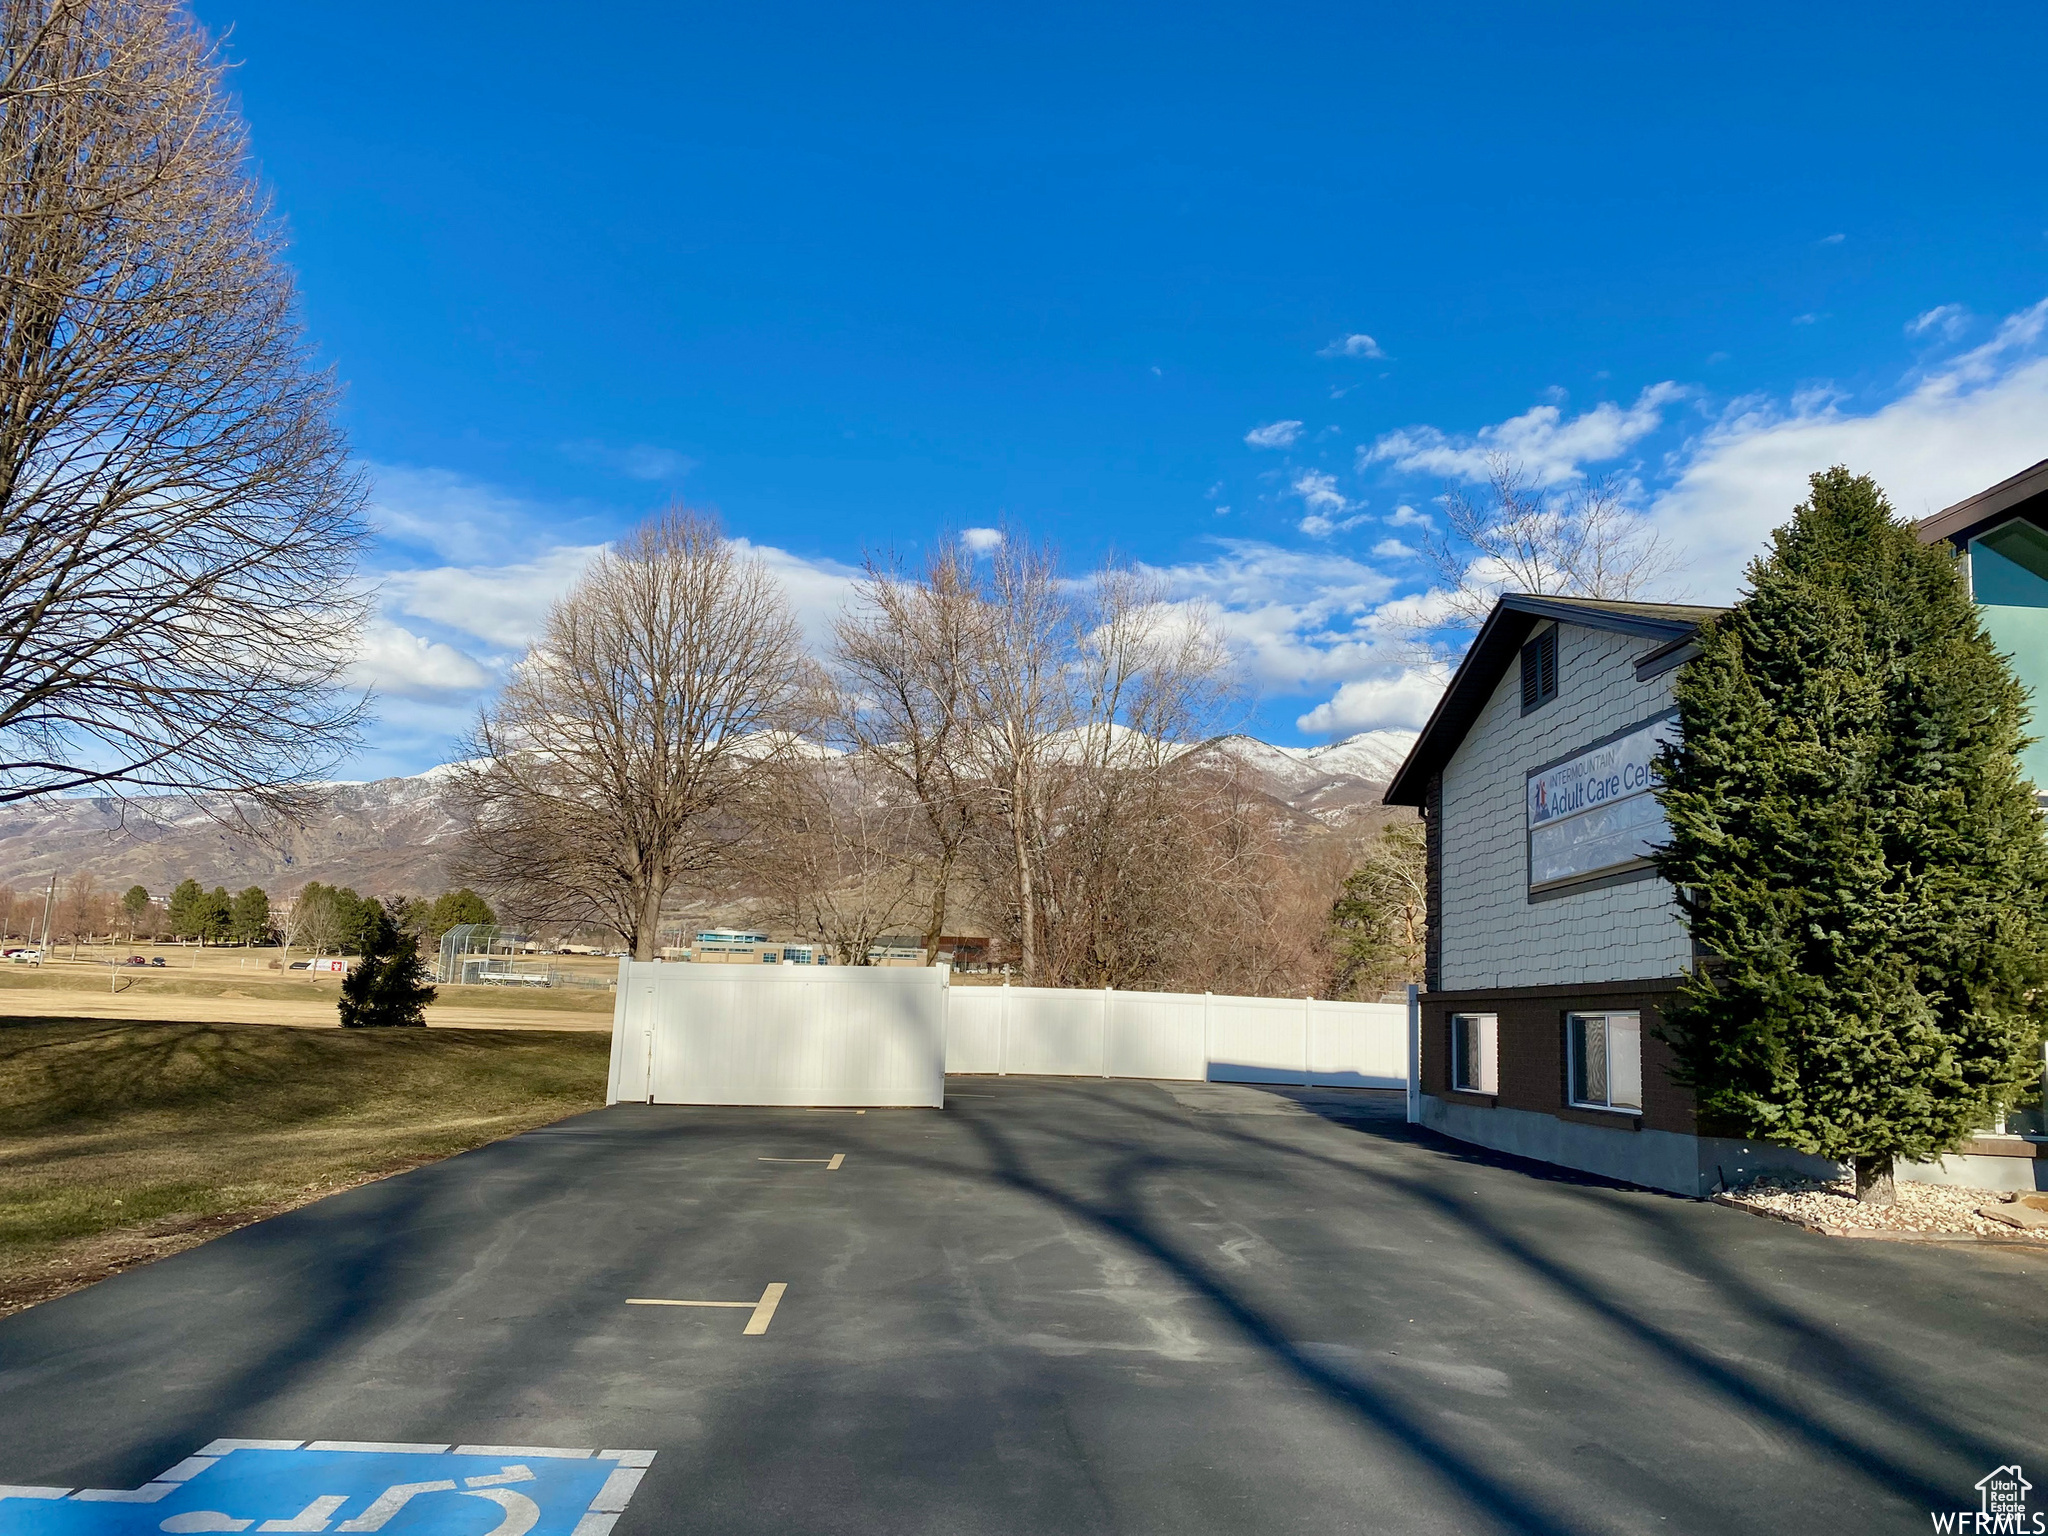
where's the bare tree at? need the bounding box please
[0,0,369,810]
[961,535,1075,982]
[278,884,340,961]
[449,507,818,960]
[960,541,1235,985]
[1422,455,1679,628]
[56,869,105,953]
[1029,563,1234,986]
[757,749,922,966]
[829,544,984,957]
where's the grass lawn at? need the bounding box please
[0,1018,611,1314]
[0,963,612,1007]
[0,962,616,1031]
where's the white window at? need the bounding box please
[1451,1013,1498,1095]
[1568,1011,1642,1112]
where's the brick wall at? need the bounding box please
[1422,982,1694,1136]
[1437,622,1691,991]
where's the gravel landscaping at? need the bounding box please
[1720,1174,2048,1240]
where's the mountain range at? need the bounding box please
[0,729,1419,898]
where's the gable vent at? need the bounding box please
[1520,628,1558,712]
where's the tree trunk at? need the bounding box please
[1011,783,1037,984]
[920,844,954,963]
[1854,1154,1896,1205]
[633,881,665,962]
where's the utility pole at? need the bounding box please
[36,874,56,964]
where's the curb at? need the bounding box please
[1709,1193,2048,1248]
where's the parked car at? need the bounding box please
[150,956,166,967]
[4,947,42,963]
[124,955,148,966]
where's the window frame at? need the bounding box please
[1566,1010,1642,1114]
[1450,1012,1499,1095]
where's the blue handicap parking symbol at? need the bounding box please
[0,1441,656,1536]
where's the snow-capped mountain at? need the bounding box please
[1290,730,1418,784]
[0,773,468,895]
[1195,729,1417,829]
[0,728,1418,893]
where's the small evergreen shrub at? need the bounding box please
[339,908,438,1029]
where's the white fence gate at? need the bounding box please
[607,963,1406,1106]
[946,984,1406,1087]
[607,962,946,1107]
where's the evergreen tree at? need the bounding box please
[199,885,233,943]
[1656,467,2048,1202]
[1328,823,1426,999]
[121,885,150,939]
[166,877,205,940]
[427,887,495,941]
[338,905,437,1028]
[331,888,379,954]
[229,886,273,946]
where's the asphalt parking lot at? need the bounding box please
[1,1077,2043,1535]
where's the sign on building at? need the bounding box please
[1526,714,1677,892]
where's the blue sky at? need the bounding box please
[192,0,2048,778]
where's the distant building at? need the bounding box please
[687,929,829,965]
[689,928,774,963]
[857,934,991,967]
[681,928,988,967]
[865,936,927,966]
[934,935,991,970]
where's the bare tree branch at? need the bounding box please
[1419,454,1680,629]
[446,505,820,960]
[0,0,370,811]
[828,542,985,957]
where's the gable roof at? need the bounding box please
[1917,458,2048,549]
[1382,593,1726,807]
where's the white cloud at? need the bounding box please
[365,463,561,563]
[1318,333,1385,360]
[1291,470,1369,538]
[730,539,863,652]
[348,620,494,700]
[1245,419,1304,450]
[1907,304,1970,342]
[1296,667,1451,735]
[1364,381,1683,487]
[1820,233,1846,245]
[561,440,696,481]
[1371,538,1417,560]
[960,527,1004,554]
[384,545,603,652]
[1292,470,1347,514]
[1648,298,2048,598]
[1792,313,1824,326]
[1141,539,1396,690]
[1385,504,1430,528]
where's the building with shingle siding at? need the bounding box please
[1384,466,2048,1194]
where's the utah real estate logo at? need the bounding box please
[1932,1465,2038,1534]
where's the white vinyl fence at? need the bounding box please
[607,961,1406,1106]
[607,962,946,1107]
[946,984,1407,1088]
